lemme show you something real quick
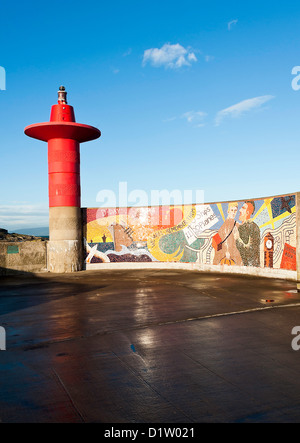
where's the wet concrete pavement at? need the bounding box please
[0,269,300,423]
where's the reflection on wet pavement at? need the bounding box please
[0,269,300,422]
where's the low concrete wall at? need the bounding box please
[84,261,296,281]
[0,241,47,275]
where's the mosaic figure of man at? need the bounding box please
[234,200,260,267]
[213,202,242,266]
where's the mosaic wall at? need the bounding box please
[82,194,296,271]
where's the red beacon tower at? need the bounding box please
[25,86,101,273]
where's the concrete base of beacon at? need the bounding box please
[47,240,83,273]
[47,207,83,273]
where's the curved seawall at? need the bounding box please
[82,192,299,282]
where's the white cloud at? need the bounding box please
[187,52,197,63]
[143,43,197,69]
[0,204,49,230]
[182,111,207,127]
[228,19,238,30]
[215,95,275,126]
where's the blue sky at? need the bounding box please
[1,0,300,230]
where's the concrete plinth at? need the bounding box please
[48,207,82,273]
[47,239,83,273]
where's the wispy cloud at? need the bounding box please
[163,111,207,127]
[0,204,49,230]
[215,95,275,126]
[228,19,238,31]
[163,95,274,128]
[123,48,132,57]
[181,111,207,127]
[143,43,197,69]
[162,116,177,122]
